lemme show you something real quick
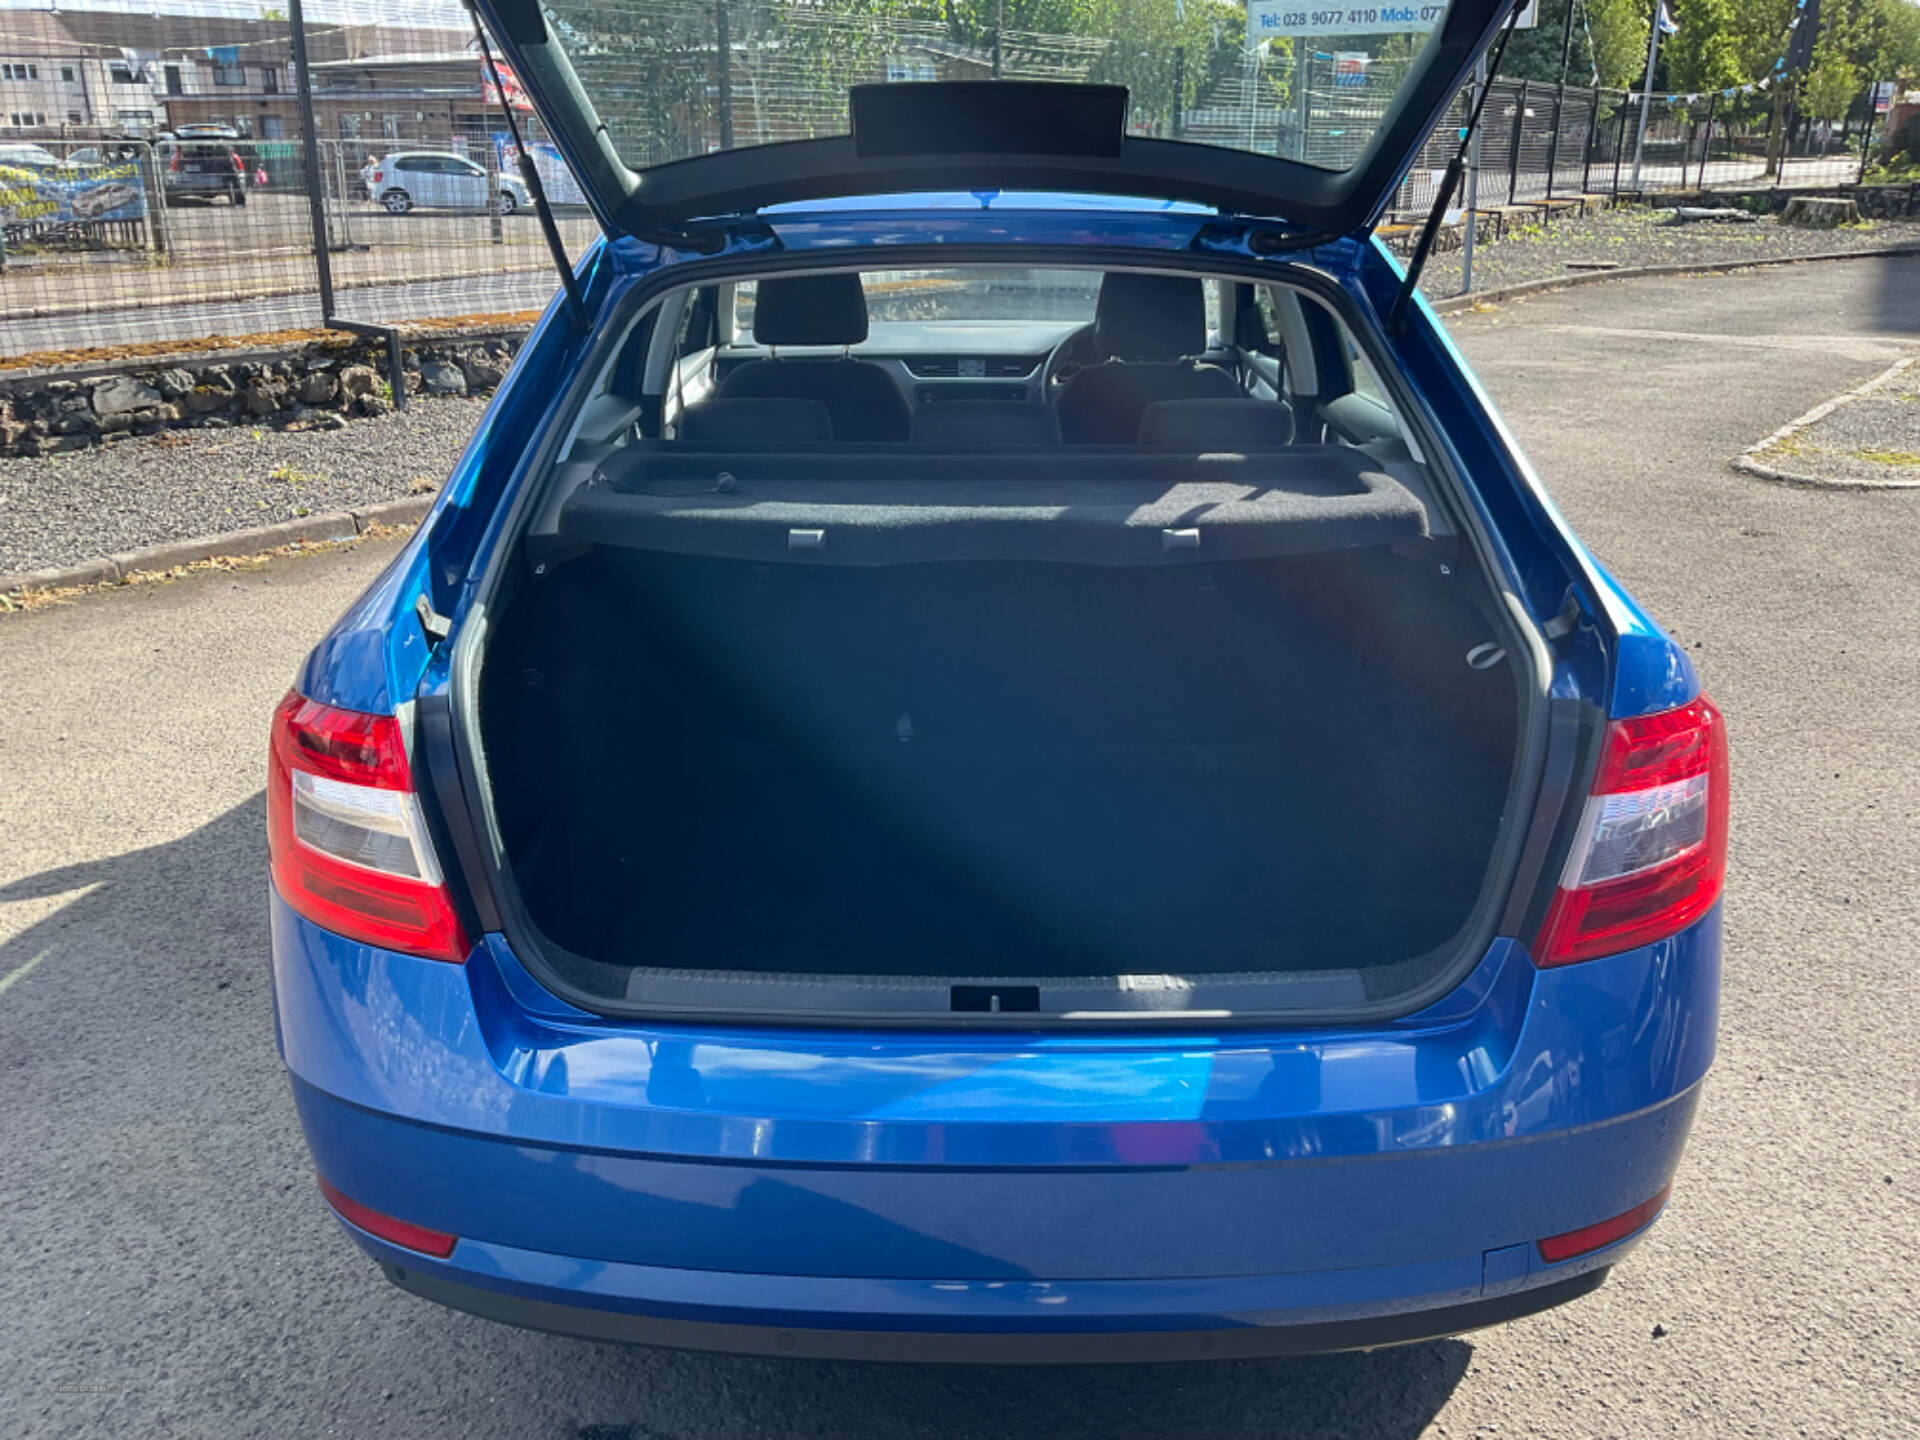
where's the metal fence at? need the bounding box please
[0,3,1896,365]
[0,122,597,360]
[1384,76,1873,220]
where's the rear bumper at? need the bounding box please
[373,1249,1609,1361]
[272,893,1719,1353]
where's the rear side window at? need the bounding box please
[1346,336,1388,406]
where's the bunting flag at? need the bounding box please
[1626,0,1820,103]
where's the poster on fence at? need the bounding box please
[492,134,587,208]
[0,159,149,227]
[1245,0,1532,39]
[1245,1,1447,39]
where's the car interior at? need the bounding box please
[552,264,1430,464]
[472,264,1535,1018]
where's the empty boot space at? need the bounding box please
[480,547,1519,986]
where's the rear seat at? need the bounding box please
[678,397,835,444]
[910,400,1062,446]
[1138,397,1294,450]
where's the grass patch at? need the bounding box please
[1852,447,1920,468]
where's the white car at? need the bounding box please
[361,150,530,215]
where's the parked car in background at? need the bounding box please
[360,150,529,215]
[155,132,248,206]
[61,141,145,172]
[0,143,64,175]
[275,0,1727,1362]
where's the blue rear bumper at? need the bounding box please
[272,894,1718,1358]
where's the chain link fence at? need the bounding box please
[0,1,1896,365]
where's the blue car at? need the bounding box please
[271,0,1727,1362]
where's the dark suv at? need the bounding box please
[156,133,248,206]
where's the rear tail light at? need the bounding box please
[1534,696,1728,966]
[168,150,181,172]
[372,169,383,183]
[318,1175,457,1258]
[1537,1184,1672,1263]
[232,151,244,174]
[268,690,469,961]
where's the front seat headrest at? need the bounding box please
[1093,272,1208,363]
[751,273,870,348]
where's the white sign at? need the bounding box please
[1246,0,1535,38]
[1247,1,1447,38]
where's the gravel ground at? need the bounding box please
[0,398,487,573]
[1747,359,1920,486]
[1420,204,1920,297]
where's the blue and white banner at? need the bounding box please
[1245,1,1448,40]
[0,160,149,227]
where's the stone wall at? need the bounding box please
[0,331,526,459]
[1666,182,1920,219]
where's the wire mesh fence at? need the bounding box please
[0,0,1899,364]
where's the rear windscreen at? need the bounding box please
[537,0,1458,175]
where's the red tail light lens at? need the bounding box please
[318,1175,457,1258]
[168,151,181,171]
[1537,1184,1672,1263]
[232,151,244,173]
[1535,696,1728,966]
[268,690,469,962]
[372,169,383,183]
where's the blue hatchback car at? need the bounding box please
[271,0,1726,1362]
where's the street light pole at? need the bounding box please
[1542,0,1579,197]
[1461,52,1486,294]
[1629,0,1664,189]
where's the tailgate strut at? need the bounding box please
[1387,4,1526,337]
[467,0,587,330]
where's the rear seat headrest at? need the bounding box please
[678,398,834,444]
[1137,397,1295,450]
[909,400,1062,447]
[1094,272,1208,362]
[751,273,870,347]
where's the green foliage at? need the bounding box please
[1800,43,1859,122]
[1586,0,1652,90]
[1665,0,1745,94]
[1500,0,1594,85]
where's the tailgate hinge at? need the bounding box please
[1541,588,1583,642]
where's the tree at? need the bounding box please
[1665,0,1745,94]
[1801,41,1859,121]
[1586,0,1652,89]
[1502,0,1595,85]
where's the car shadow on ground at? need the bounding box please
[547,1338,1474,1440]
[0,796,1472,1440]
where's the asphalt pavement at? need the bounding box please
[1,259,1916,1439]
